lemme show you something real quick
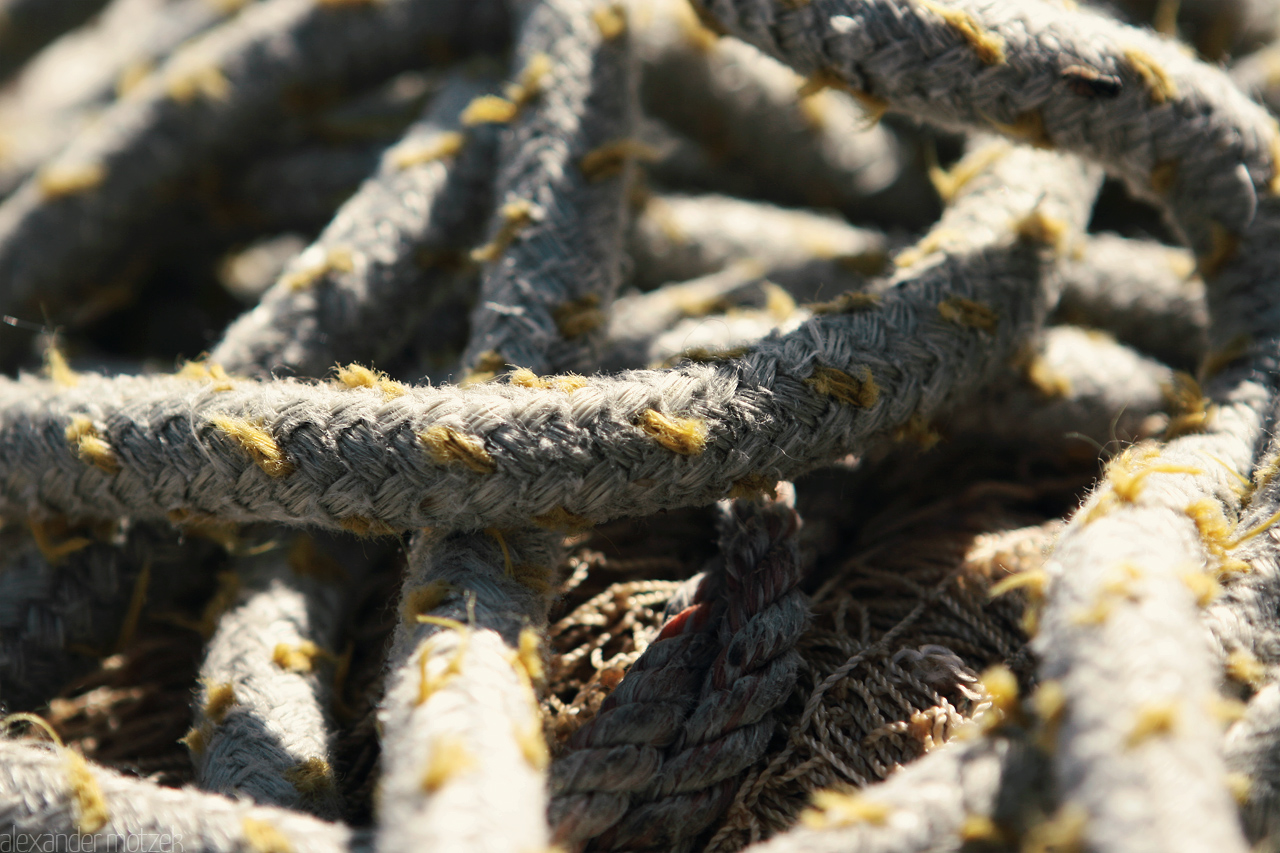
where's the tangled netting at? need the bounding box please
[7,0,1280,851]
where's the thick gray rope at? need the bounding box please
[211,72,500,380]
[589,489,809,853]
[626,193,889,297]
[226,142,386,235]
[739,732,1050,853]
[1234,39,1280,118]
[188,543,345,820]
[0,0,508,358]
[0,738,363,853]
[944,324,1174,451]
[0,521,220,712]
[603,265,812,371]
[0,0,109,81]
[628,0,925,227]
[0,141,1097,533]
[0,0,249,198]
[376,527,559,853]
[628,192,1206,366]
[681,4,1280,851]
[1054,232,1207,369]
[1032,406,1262,853]
[460,0,638,379]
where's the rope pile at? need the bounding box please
[2,0,1280,851]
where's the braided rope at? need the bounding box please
[460,0,638,378]
[630,0,923,227]
[0,738,361,853]
[376,528,559,853]
[188,543,345,820]
[212,72,499,379]
[0,140,1096,533]
[0,0,508,356]
[0,0,248,197]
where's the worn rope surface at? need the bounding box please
[5,0,1280,851]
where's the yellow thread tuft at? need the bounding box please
[66,751,109,834]
[1032,680,1066,726]
[488,528,514,576]
[1181,570,1221,606]
[506,53,554,108]
[988,568,1048,600]
[180,723,210,755]
[1227,772,1253,806]
[580,139,661,181]
[986,110,1053,148]
[65,416,120,474]
[512,563,555,594]
[798,69,889,124]
[928,142,1009,202]
[959,815,1002,842]
[1127,701,1179,747]
[979,665,1019,719]
[1227,648,1267,686]
[1022,804,1088,853]
[37,163,106,199]
[938,297,998,333]
[920,0,1006,64]
[553,294,606,338]
[176,358,236,391]
[471,200,536,263]
[281,246,354,292]
[591,4,627,40]
[273,641,335,673]
[415,621,470,703]
[1025,355,1072,399]
[515,719,550,770]
[1150,159,1179,194]
[1163,371,1212,438]
[518,628,545,684]
[204,682,237,723]
[1016,209,1069,251]
[209,416,294,477]
[673,0,719,51]
[421,738,475,792]
[242,818,293,853]
[461,350,507,386]
[1184,498,1240,574]
[1123,47,1178,104]
[1210,695,1248,724]
[167,64,231,102]
[729,474,779,501]
[45,347,79,387]
[800,791,893,829]
[892,412,942,450]
[28,519,93,564]
[636,409,708,455]
[532,506,593,531]
[402,580,454,624]
[668,345,750,365]
[391,131,465,170]
[805,365,880,408]
[461,94,518,125]
[334,363,407,399]
[338,515,397,538]
[284,757,334,796]
[1198,223,1240,279]
[420,425,495,474]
